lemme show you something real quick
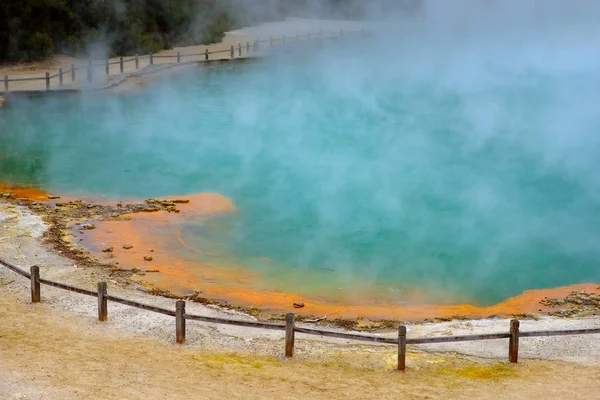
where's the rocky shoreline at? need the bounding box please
[1,193,600,372]
[1,189,599,328]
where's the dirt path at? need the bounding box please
[0,19,368,93]
[1,291,599,400]
[0,35,254,92]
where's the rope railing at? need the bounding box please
[1,29,368,93]
[104,293,177,317]
[0,256,31,278]
[1,256,599,372]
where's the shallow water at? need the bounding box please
[2,30,600,307]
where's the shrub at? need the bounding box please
[200,12,234,45]
[24,32,55,61]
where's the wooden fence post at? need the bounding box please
[253,39,259,52]
[120,57,124,73]
[205,48,209,61]
[45,72,50,90]
[87,60,92,82]
[135,54,139,69]
[58,68,63,86]
[398,325,407,372]
[238,43,242,57]
[177,52,181,63]
[149,53,153,65]
[4,75,7,92]
[97,282,108,321]
[509,319,520,363]
[105,59,109,75]
[230,45,235,59]
[71,64,75,82]
[30,266,40,303]
[246,41,250,54]
[285,313,295,358]
[176,300,186,344]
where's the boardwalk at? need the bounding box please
[0,18,371,93]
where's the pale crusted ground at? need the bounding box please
[2,290,600,400]
[1,201,600,398]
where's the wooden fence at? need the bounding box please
[2,29,366,93]
[1,257,599,372]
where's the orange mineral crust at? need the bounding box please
[75,192,600,321]
[0,183,54,201]
[172,282,599,321]
[0,182,114,204]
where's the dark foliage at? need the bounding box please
[0,0,421,63]
[0,0,234,62]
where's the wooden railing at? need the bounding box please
[1,257,599,372]
[1,29,367,93]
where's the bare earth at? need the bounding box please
[2,290,600,400]
[1,202,600,399]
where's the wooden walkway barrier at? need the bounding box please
[98,282,108,321]
[176,300,186,344]
[398,326,407,372]
[30,265,40,303]
[509,319,520,363]
[285,313,295,357]
[1,256,599,372]
[0,29,364,93]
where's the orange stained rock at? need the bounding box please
[0,183,53,201]
[0,182,112,204]
[78,192,244,288]
[175,282,599,321]
[8,184,597,321]
[78,194,600,321]
[161,193,237,215]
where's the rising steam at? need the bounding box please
[2,0,600,306]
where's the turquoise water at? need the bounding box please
[2,36,600,305]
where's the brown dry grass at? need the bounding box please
[1,291,599,400]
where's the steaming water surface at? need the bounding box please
[2,36,600,306]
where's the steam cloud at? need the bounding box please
[2,0,600,305]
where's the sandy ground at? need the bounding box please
[0,18,369,93]
[2,290,600,400]
[1,201,600,398]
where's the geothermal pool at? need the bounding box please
[2,28,600,314]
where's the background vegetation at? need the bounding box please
[0,0,236,62]
[0,0,420,63]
